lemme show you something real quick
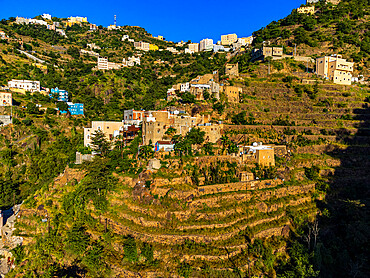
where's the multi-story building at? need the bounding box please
[59,102,84,116]
[0,92,12,106]
[156,35,164,40]
[251,46,283,61]
[238,143,275,167]
[213,45,230,52]
[224,86,242,103]
[134,41,150,51]
[238,36,253,46]
[297,6,315,14]
[8,79,40,93]
[200,38,213,51]
[316,55,354,85]
[221,33,238,45]
[123,109,144,125]
[188,43,199,53]
[50,87,68,102]
[68,16,88,23]
[197,123,223,143]
[97,57,121,70]
[306,0,319,3]
[142,110,199,145]
[84,121,123,147]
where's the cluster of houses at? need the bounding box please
[167,64,243,103]
[1,80,84,115]
[15,14,66,37]
[83,108,223,152]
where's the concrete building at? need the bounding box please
[188,43,199,53]
[251,46,283,61]
[239,143,275,167]
[213,45,230,52]
[8,79,40,93]
[297,6,315,14]
[59,102,84,115]
[225,63,239,77]
[166,47,179,54]
[50,87,68,102]
[238,36,253,46]
[190,74,220,100]
[97,57,121,70]
[68,16,88,23]
[122,35,130,41]
[84,121,123,147]
[224,86,242,103]
[122,56,140,66]
[316,55,354,85]
[306,0,319,3]
[0,92,12,106]
[90,24,97,31]
[221,33,238,45]
[123,109,144,125]
[200,38,214,51]
[142,110,198,145]
[134,41,150,51]
[0,31,7,39]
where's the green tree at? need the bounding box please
[90,129,112,156]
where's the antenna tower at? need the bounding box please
[114,15,116,26]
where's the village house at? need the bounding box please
[238,143,275,167]
[190,73,220,100]
[142,110,199,145]
[84,121,124,148]
[0,91,12,106]
[8,79,41,93]
[59,102,84,116]
[224,86,242,103]
[221,33,238,45]
[297,6,315,14]
[251,46,283,61]
[0,31,8,40]
[123,109,144,125]
[50,87,68,102]
[225,63,239,77]
[316,54,354,85]
[197,123,223,143]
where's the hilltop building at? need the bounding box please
[297,6,315,14]
[122,56,141,66]
[200,38,213,51]
[50,87,68,102]
[187,43,199,53]
[316,55,354,85]
[8,79,40,93]
[0,92,12,106]
[42,14,52,20]
[221,34,238,45]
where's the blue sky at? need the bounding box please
[0,0,304,42]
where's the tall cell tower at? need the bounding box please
[114,15,116,26]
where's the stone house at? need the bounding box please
[238,143,275,167]
[225,63,239,77]
[224,86,242,103]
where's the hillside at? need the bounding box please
[0,1,369,277]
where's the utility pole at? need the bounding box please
[268,60,270,75]
[294,43,297,56]
[306,59,309,74]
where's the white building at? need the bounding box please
[8,79,41,92]
[42,14,52,20]
[200,38,214,51]
[122,35,130,41]
[0,31,7,39]
[122,56,140,67]
[97,57,121,70]
[81,49,99,57]
[87,43,101,50]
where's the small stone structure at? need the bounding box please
[75,152,94,164]
[147,158,161,170]
[0,115,11,126]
